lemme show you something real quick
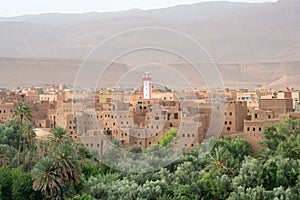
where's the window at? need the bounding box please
[247,127,250,131]
[229,121,232,125]
[174,113,178,119]
[253,127,256,131]
[229,112,232,116]
[155,116,159,120]
[259,127,262,131]
[227,127,231,131]
[225,121,227,125]
[182,134,185,137]
[255,113,258,119]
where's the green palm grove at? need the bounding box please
[1,104,300,199]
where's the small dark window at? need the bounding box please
[174,113,178,119]
[227,127,231,131]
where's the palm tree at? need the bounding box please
[205,146,235,176]
[32,144,81,199]
[36,140,49,159]
[52,144,81,185]
[0,144,16,167]
[32,157,64,198]
[48,127,72,148]
[23,122,36,170]
[12,102,32,168]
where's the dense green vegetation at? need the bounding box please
[1,107,300,199]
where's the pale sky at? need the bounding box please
[1,0,278,17]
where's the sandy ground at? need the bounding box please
[34,128,52,140]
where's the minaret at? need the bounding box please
[142,72,152,100]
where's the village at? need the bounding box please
[0,73,299,153]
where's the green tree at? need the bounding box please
[32,157,64,199]
[23,122,36,171]
[0,166,13,200]
[261,118,300,152]
[52,144,81,186]
[49,126,72,148]
[158,128,177,147]
[205,146,235,176]
[32,141,82,199]
[0,120,20,150]
[11,168,41,200]
[0,144,17,167]
[12,103,32,168]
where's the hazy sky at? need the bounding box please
[2,0,278,17]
